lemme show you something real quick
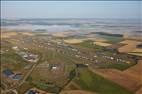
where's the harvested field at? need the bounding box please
[131,48,142,53]
[120,40,142,44]
[128,48,142,56]
[89,67,141,92]
[64,39,84,44]
[136,87,142,94]
[94,41,112,47]
[74,68,133,94]
[1,31,18,38]
[52,32,72,37]
[123,60,142,84]
[87,37,108,42]
[108,43,125,50]
[60,90,96,94]
[118,40,142,53]
[128,52,142,57]
[20,32,34,36]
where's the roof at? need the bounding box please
[12,74,22,80]
[2,69,14,77]
[27,90,39,94]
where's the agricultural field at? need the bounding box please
[60,90,96,94]
[94,41,112,47]
[94,33,124,43]
[1,30,142,94]
[64,39,84,44]
[1,1,142,94]
[73,68,133,94]
[123,60,142,84]
[1,31,18,38]
[90,68,141,92]
[118,40,142,53]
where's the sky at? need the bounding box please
[1,1,142,19]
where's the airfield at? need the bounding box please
[1,29,142,94]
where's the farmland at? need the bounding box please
[1,30,142,94]
[74,68,133,94]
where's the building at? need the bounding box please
[18,51,39,63]
[2,69,14,77]
[2,69,22,80]
[12,73,22,80]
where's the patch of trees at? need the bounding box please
[92,32,123,37]
[137,44,142,48]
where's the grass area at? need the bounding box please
[75,40,94,49]
[27,75,61,93]
[17,82,34,94]
[96,34,123,43]
[97,62,136,71]
[1,52,27,71]
[74,68,133,94]
[32,81,61,93]
[74,40,105,52]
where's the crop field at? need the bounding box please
[1,1,142,93]
[64,39,84,44]
[136,87,142,94]
[96,61,136,71]
[90,67,141,93]
[60,90,96,94]
[1,31,18,38]
[131,48,142,53]
[118,40,142,53]
[95,34,123,43]
[1,30,141,94]
[52,32,72,38]
[123,60,142,84]
[74,68,133,94]
[94,41,112,47]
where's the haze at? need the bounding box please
[1,1,141,19]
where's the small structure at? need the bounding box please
[12,46,18,49]
[2,69,22,80]
[12,73,22,80]
[76,64,88,68]
[52,66,57,70]
[12,46,19,51]
[27,90,40,94]
[49,64,60,70]
[49,63,64,71]
[18,52,39,63]
[23,54,39,63]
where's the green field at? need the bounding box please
[96,34,123,43]
[97,62,136,71]
[1,51,27,71]
[74,68,133,94]
[74,40,105,51]
[76,40,95,49]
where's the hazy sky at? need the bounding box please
[1,1,142,19]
